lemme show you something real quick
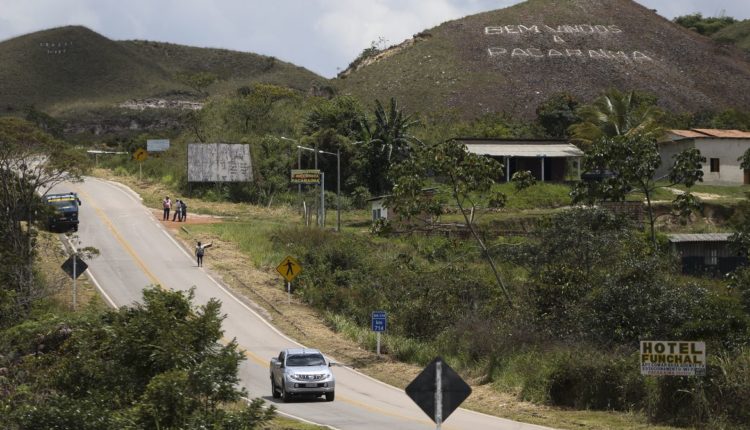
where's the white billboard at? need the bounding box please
[147,139,170,152]
[640,341,706,376]
[187,143,252,182]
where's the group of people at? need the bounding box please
[161,196,211,267]
[162,196,188,222]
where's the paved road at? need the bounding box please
[62,177,553,430]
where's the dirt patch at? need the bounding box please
[666,187,723,200]
[152,208,224,227]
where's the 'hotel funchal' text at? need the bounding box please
[485,24,652,62]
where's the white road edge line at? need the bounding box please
[240,397,341,430]
[63,235,117,308]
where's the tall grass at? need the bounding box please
[185,220,286,268]
[324,312,440,366]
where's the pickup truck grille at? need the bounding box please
[297,374,326,381]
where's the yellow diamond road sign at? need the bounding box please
[133,148,148,162]
[276,255,302,282]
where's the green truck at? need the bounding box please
[43,192,82,232]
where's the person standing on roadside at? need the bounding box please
[162,196,171,221]
[172,199,182,222]
[195,241,212,267]
[180,200,187,222]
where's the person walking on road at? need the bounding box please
[172,199,182,222]
[162,196,171,221]
[180,200,187,222]
[196,241,212,267]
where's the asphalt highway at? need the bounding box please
[61,177,554,430]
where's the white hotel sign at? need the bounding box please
[640,341,706,376]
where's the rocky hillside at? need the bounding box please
[335,0,750,119]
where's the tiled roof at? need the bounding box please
[667,129,750,139]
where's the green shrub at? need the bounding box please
[113,166,128,177]
[547,351,645,411]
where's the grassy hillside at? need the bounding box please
[0,26,325,115]
[713,20,750,51]
[335,0,750,119]
[121,40,327,96]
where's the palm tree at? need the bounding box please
[569,89,663,147]
[358,98,422,194]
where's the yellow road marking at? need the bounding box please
[77,184,444,428]
[76,187,161,286]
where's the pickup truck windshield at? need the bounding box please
[286,354,326,366]
[48,200,76,210]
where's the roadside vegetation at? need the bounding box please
[4,45,750,427]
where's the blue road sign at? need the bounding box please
[371,311,387,332]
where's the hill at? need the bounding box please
[713,20,750,52]
[334,0,750,119]
[0,26,325,115]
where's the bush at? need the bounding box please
[547,351,645,411]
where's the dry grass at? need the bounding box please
[36,230,105,312]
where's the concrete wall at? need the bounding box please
[695,138,750,184]
[656,140,693,180]
[370,200,388,220]
[658,138,750,184]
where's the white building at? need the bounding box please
[658,129,750,185]
[456,138,584,182]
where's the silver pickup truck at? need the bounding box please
[270,348,335,402]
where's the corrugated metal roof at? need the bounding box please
[463,142,584,158]
[667,233,734,243]
[692,128,750,138]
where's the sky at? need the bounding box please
[1,0,748,78]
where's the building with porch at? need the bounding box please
[455,138,584,182]
[657,129,750,185]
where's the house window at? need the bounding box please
[710,158,720,172]
[706,248,718,266]
[372,208,382,221]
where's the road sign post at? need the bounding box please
[371,311,387,356]
[61,254,88,311]
[133,148,148,180]
[276,256,302,304]
[405,357,472,429]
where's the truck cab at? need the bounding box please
[270,348,335,402]
[43,192,81,232]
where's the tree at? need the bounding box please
[358,98,421,195]
[502,207,741,345]
[301,96,367,194]
[536,93,580,138]
[569,89,663,147]
[3,287,275,429]
[227,83,298,133]
[177,71,219,97]
[389,140,512,305]
[511,170,537,192]
[0,118,88,327]
[571,134,705,246]
[303,95,366,139]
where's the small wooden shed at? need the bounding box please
[668,233,745,276]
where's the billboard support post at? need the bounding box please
[320,172,325,227]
